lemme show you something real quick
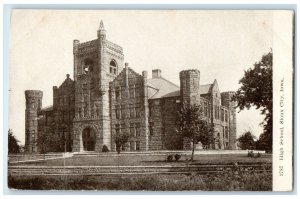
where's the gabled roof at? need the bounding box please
[58,75,74,89]
[199,84,212,94]
[148,77,180,99]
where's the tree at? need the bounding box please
[114,131,130,154]
[232,51,272,152]
[36,131,61,159]
[176,103,214,161]
[8,129,20,154]
[237,131,256,150]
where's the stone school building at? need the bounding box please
[25,21,237,153]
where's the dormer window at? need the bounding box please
[110,60,117,75]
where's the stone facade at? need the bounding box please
[24,21,237,153]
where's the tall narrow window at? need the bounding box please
[136,123,140,137]
[129,85,135,99]
[135,103,140,118]
[115,105,120,119]
[130,123,135,137]
[121,104,126,119]
[31,130,35,138]
[110,60,117,75]
[149,122,154,136]
[115,87,120,100]
[136,141,140,150]
[115,124,120,135]
[31,99,35,108]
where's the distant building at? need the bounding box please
[25,21,237,153]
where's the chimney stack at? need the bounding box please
[152,69,161,78]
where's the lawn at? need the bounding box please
[8,170,272,191]
[11,153,272,166]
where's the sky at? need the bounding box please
[9,10,273,145]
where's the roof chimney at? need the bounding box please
[152,69,161,78]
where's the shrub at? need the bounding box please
[174,154,181,161]
[102,145,109,152]
[256,152,261,158]
[247,150,254,158]
[166,154,173,162]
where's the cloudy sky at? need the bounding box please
[9,10,273,144]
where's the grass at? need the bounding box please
[11,153,272,166]
[8,169,272,191]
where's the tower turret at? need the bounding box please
[179,69,200,105]
[25,90,43,153]
[221,91,237,149]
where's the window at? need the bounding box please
[31,130,35,138]
[78,108,82,117]
[115,124,120,135]
[115,105,120,119]
[31,99,35,108]
[225,127,229,139]
[121,104,126,119]
[115,87,120,100]
[109,60,117,75]
[38,99,41,109]
[83,58,93,74]
[121,87,126,99]
[221,109,224,121]
[121,123,126,133]
[129,85,135,99]
[135,103,140,118]
[136,141,140,150]
[136,123,140,137]
[204,102,208,117]
[130,141,135,151]
[149,122,154,136]
[130,123,135,137]
[225,110,228,122]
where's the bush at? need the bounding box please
[256,152,261,158]
[102,145,109,152]
[174,154,181,161]
[247,150,254,158]
[166,154,173,162]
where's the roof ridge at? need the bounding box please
[148,76,179,88]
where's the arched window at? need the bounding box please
[82,58,94,74]
[109,60,117,75]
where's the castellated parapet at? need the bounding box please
[25,90,43,153]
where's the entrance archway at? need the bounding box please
[82,128,96,151]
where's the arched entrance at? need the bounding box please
[82,128,96,151]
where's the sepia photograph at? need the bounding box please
[6,9,294,192]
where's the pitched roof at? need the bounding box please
[199,84,212,94]
[148,77,180,99]
[147,77,215,99]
